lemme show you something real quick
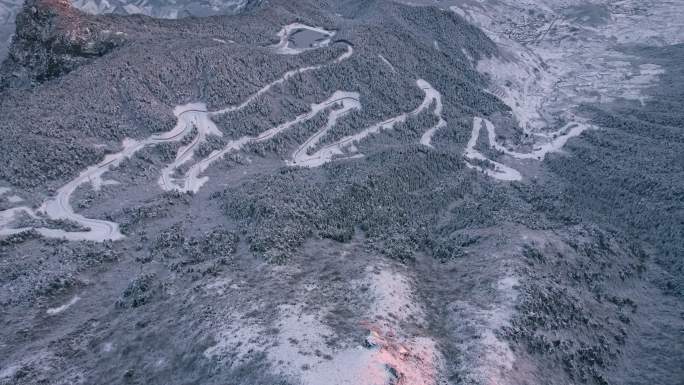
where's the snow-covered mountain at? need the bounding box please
[0,0,249,59]
[71,0,248,18]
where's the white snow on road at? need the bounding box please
[0,30,354,242]
[286,94,361,167]
[0,103,218,242]
[464,117,523,182]
[46,296,81,315]
[378,54,396,72]
[291,79,445,168]
[418,81,447,148]
[158,103,222,192]
[213,45,353,115]
[205,264,444,385]
[447,0,682,181]
[0,22,447,240]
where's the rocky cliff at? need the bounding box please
[1,0,124,88]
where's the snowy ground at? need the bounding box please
[291,79,445,168]
[0,0,21,59]
[272,23,336,55]
[0,22,452,242]
[204,262,445,385]
[70,0,247,18]
[0,26,354,241]
[404,0,684,181]
[0,0,248,61]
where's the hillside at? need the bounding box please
[0,1,681,384]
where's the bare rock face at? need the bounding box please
[0,0,124,88]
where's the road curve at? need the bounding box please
[170,91,361,193]
[463,116,593,182]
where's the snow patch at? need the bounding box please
[0,40,354,241]
[464,115,593,181]
[46,296,80,315]
[292,79,446,168]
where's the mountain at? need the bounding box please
[0,1,682,385]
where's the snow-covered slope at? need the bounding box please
[0,0,22,58]
[71,0,248,18]
[403,0,684,181]
[0,0,249,60]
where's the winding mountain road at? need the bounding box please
[463,116,592,182]
[291,79,446,168]
[0,28,354,242]
[272,23,336,55]
[159,44,356,192]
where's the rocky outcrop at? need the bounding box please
[0,0,124,88]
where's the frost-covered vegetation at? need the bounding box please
[0,0,682,385]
